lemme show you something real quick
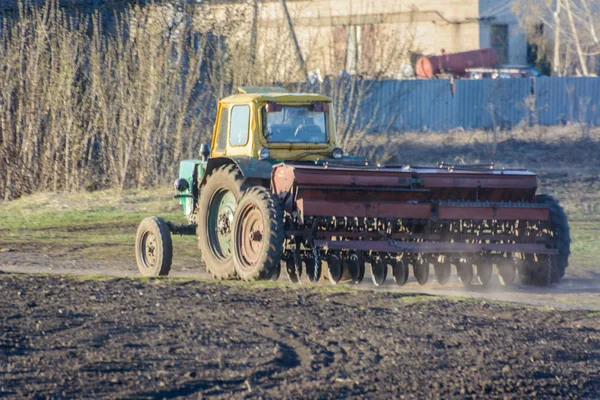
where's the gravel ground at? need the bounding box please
[1,274,599,399]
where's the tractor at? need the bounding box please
[135,87,570,287]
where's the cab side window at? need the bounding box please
[229,105,250,146]
[215,106,229,152]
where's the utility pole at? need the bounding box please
[279,0,309,81]
[552,0,562,76]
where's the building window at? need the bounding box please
[490,24,509,65]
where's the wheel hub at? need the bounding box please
[216,209,234,236]
[239,207,264,267]
[142,232,157,268]
[208,188,237,260]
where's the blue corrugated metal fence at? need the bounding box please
[301,77,600,132]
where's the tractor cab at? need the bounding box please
[210,87,340,162]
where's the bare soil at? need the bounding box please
[1,274,599,399]
[1,128,600,398]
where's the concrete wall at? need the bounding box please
[209,0,483,78]
[479,0,527,65]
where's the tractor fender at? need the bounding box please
[202,157,274,187]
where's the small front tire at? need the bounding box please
[135,217,173,277]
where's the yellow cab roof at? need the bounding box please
[220,86,331,105]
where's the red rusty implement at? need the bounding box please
[271,162,553,256]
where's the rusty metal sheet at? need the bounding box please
[438,205,550,221]
[297,187,429,203]
[297,199,431,219]
[290,166,413,188]
[314,240,558,255]
[419,173,538,190]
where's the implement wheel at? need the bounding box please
[434,260,452,285]
[286,256,302,283]
[305,254,322,283]
[327,253,344,285]
[412,257,429,286]
[135,217,172,277]
[535,194,570,284]
[392,259,409,287]
[371,258,387,286]
[348,253,365,284]
[476,263,493,286]
[197,165,249,280]
[232,187,284,281]
[497,261,516,286]
[456,261,473,287]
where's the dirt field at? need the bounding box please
[1,274,599,399]
[1,128,600,398]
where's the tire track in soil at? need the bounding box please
[1,250,600,311]
[0,274,599,398]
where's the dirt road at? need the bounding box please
[2,250,600,311]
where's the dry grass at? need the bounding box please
[0,1,416,201]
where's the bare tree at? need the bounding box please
[513,0,600,75]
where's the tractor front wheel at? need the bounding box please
[135,217,173,277]
[232,187,284,281]
[197,165,249,280]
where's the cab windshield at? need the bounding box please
[263,105,328,143]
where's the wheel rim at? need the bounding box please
[140,231,157,270]
[234,202,264,271]
[207,188,237,261]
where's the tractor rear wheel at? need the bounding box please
[197,165,249,280]
[232,187,284,281]
[135,217,172,277]
[536,194,570,283]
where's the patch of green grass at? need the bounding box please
[394,294,439,304]
[0,185,598,275]
[586,311,600,318]
[0,187,196,262]
[569,219,600,267]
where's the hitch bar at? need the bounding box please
[167,222,197,236]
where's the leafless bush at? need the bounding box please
[0,1,416,200]
[0,1,211,200]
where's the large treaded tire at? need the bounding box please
[197,165,249,280]
[135,217,172,277]
[536,194,570,283]
[232,187,284,281]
